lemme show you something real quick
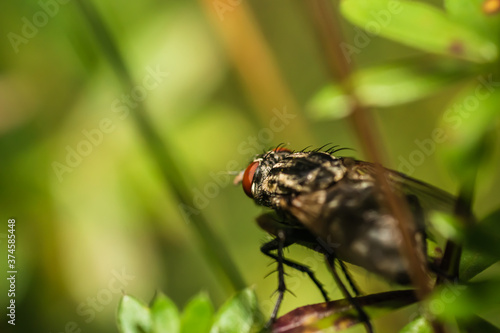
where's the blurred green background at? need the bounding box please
[1,0,499,332]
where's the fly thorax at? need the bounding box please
[255,152,348,211]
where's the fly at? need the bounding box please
[235,146,455,332]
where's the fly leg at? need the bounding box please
[258,213,329,302]
[260,238,330,302]
[326,256,374,333]
[338,259,361,296]
[260,230,286,327]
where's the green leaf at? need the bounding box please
[210,288,263,333]
[341,0,498,63]
[426,238,444,264]
[181,293,214,333]
[460,247,498,282]
[439,83,500,182]
[117,295,152,333]
[308,84,353,120]
[428,209,500,281]
[307,60,469,120]
[353,62,463,107]
[427,209,500,281]
[400,316,433,333]
[459,315,500,333]
[428,279,500,320]
[463,209,500,262]
[444,0,500,45]
[150,293,180,333]
[429,211,463,242]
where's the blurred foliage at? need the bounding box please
[0,0,499,332]
[117,289,262,333]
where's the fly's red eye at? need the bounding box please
[242,161,259,198]
[273,147,291,153]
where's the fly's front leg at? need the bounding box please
[261,233,331,306]
[260,240,330,303]
[260,230,287,327]
[258,213,330,302]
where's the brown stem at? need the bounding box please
[306,0,431,297]
[305,1,445,332]
[198,0,315,143]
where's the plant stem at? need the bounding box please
[305,1,445,332]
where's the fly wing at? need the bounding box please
[351,160,456,214]
[285,174,415,284]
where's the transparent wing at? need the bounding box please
[351,160,456,214]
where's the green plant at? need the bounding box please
[115,0,500,332]
[117,289,263,333]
